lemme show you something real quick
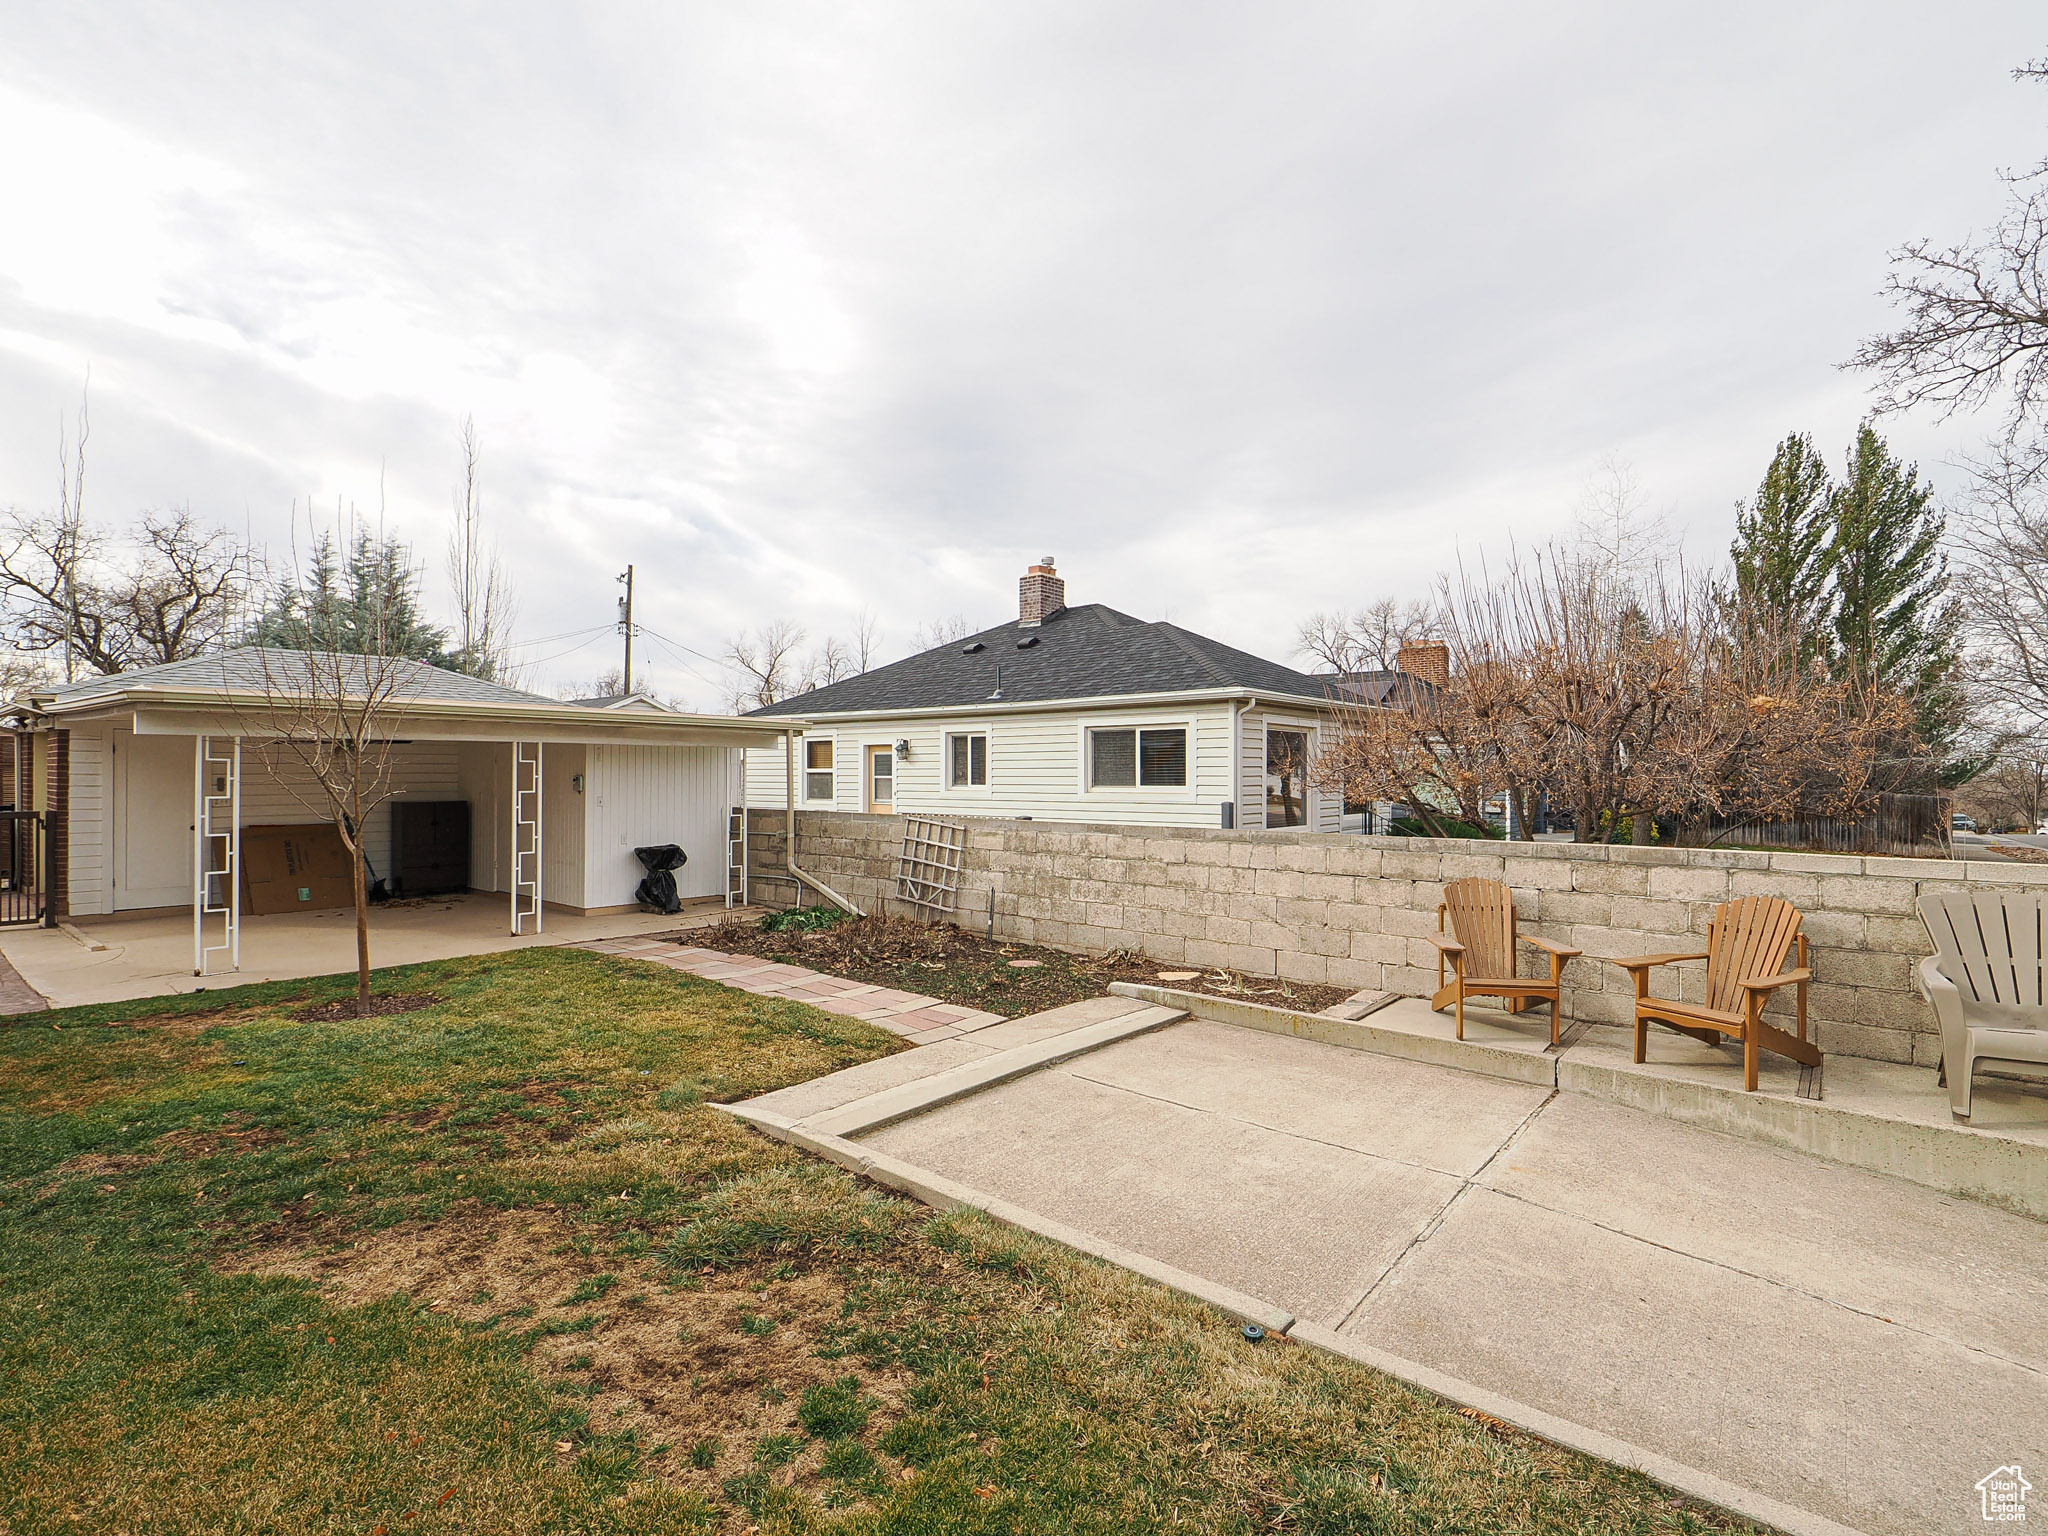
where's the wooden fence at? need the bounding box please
[1708,793,1951,857]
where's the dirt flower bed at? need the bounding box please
[676,912,1358,1015]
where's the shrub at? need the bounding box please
[761,905,849,934]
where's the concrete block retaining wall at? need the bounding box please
[745,809,2048,1068]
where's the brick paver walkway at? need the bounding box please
[577,936,1006,1044]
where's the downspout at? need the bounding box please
[1231,696,1257,830]
[784,728,865,917]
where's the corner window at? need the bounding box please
[947,732,988,787]
[1089,726,1187,788]
[804,738,835,802]
[1265,728,1309,827]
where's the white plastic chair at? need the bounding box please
[1915,890,2048,1121]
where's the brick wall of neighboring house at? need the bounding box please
[744,808,2037,1068]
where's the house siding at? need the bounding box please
[583,744,736,907]
[67,724,109,916]
[1237,707,1339,833]
[744,701,1243,829]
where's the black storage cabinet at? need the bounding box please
[389,801,472,898]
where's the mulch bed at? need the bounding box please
[293,992,442,1021]
[670,913,1358,1016]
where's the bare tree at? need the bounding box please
[1295,597,1435,673]
[56,381,86,682]
[1848,59,2048,436]
[1950,443,2048,739]
[724,619,807,710]
[1572,454,1673,593]
[0,504,250,674]
[445,417,519,682]
[1316,549,1910,845]
[245,512,416,1010]
[802,635,855,691]
[910,614,972,651]
[851,608,881,672]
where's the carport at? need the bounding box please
[4,649,805,983]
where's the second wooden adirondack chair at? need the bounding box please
[1610,895,1820,1091]
[1427,877,1582,1042]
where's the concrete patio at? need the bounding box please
[0,894,751,1008]
[722,991,2048,1536]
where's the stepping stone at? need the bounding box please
[1157,971,1201,982]
[1007,959,1043,968]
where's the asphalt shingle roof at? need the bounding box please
[748,604,1339,717]
[33,647,558,709]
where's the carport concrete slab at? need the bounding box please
[1067,1017,1551,1178]
[1346,1185,2046,1536]
[862,1061,1463,1326]
[1482,1091,2048,1365]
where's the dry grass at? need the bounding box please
[0,946,1767,1535]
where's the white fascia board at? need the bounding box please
[766,688,1357,727]
[42,691,803,747]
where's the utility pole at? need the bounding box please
[616,565,635,696]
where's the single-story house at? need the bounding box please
[744,560,1372,832]
[4,648,800,971]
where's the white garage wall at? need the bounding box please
[238,741,462,882]
[585,744,734,907]
[67,724,109,915]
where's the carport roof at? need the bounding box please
[8,647,805,746]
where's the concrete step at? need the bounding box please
[1107,981,1558,1087]
[782,1002,1187,1139]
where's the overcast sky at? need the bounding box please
[1,4,2042,705]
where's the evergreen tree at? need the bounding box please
[1730,431,1835,655]
[1827,425,1965,769]
[250,529,452,665]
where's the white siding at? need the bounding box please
[67,725,109,916]
[540,743,587,911]
[1239,708,1338,834]
[237,741,462,881]
[583,745,736,907]
[744,702,1242,829]
[457,741,511,893]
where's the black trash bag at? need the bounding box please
[633,843,688,914]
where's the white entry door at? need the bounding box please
[113,731,195,910]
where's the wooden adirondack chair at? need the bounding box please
[1427,877,1581,1042]
[1610,895,1819,1091]
[1916,889,2048,1122]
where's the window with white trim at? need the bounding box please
[947,731,988,787]
[1089,726,1187,788]
[804,738,835,801]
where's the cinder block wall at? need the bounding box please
[745,809,2043,1067]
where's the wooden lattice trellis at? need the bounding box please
[896,816,966,919]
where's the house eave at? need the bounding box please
[754,686,1365,727]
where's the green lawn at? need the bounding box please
[0,947,1763,1534]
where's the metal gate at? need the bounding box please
[0,810,49,927]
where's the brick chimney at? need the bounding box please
[1395,641,1450,689]
[1019,556,1065,626]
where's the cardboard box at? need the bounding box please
[241,823,357,915]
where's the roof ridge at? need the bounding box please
[1150,621,1245,689]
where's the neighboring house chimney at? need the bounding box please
[1019,556,1065,626]
[1395,641,1450,690]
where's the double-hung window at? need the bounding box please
[947,732,988,788]
[803,738,835,802]
[1089,726,1187,788]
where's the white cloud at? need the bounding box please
[0,2,2039,697]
